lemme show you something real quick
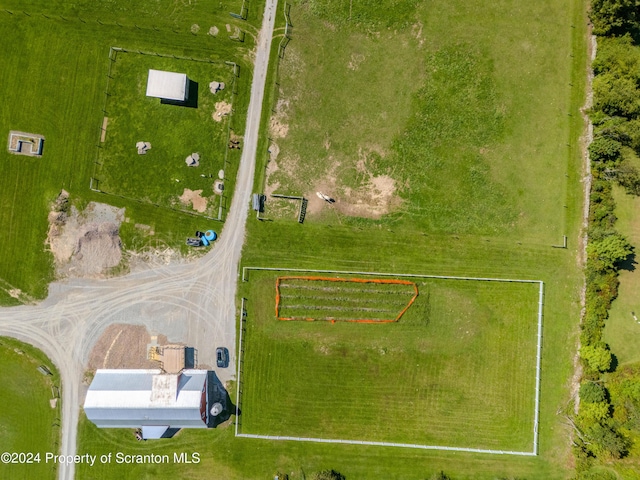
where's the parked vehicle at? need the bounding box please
[216,347,229,368]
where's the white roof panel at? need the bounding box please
[146,69,188,101]
[84,369,207,409]
[142,426,169,439]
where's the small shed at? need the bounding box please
[146,69,189,102]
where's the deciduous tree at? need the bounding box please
[581,344,614,373]
[586,232,633,270]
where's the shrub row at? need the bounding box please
[574,4,640,473]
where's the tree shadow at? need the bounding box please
[618,252,637,272]
[609,353,619,373]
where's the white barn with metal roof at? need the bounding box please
[84,369,208,439]
[146,69,189,102]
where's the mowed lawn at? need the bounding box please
[240,272,540,452]
[0,17,104,303]
[266,0,581,241]
[97,51,235,214]
[604,185,640,365]
[0,338,60,480]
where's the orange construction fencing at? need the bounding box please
[275,276,419,323]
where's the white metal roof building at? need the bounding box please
[84,369,208,439]
[145,69,189,101]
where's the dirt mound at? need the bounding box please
[213,101,232,122]
[179,188,208,213]
[46,198,124,279]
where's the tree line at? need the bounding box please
[575,1,640,477]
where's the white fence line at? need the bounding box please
[533,281,544,455]
[236,433,537,456]
[235,297,246,437]
[242,266,542,284]
[237,266,545,456]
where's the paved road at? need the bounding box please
[0,1,278,478]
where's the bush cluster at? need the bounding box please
[575,4,640,473]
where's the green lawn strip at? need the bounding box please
[603,185,640,365]
[76,412,553,480]
[0,0,254,31]
[242,272,538,451]
[0,337,60,480]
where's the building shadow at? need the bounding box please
[207,371,236,428]
[160,427,181,438]
[185,347,197,368]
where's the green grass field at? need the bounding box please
[264,0,581,241]
[236,0,588,477]
[0,1,253,304]
[96,50,236,216]
[603,185,640,365]
[0,337,60,480]
[2,0,591,478]
[241,271,540,452]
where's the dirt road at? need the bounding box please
[0,1,278,479]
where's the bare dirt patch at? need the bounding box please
[268,142,280,161]
[340,174,398,218]
[269,97,290,139]
[127,246,190,272]
[213,101,232,122]
[264,157,280,197]
[88,324,158,370]
[269,117,289,138]
[8,289,21,299]
[305,155,400,219]
[46,197,124,279]
[100,117,108,143]
[265,154,301,198]
[411,22,425,46]
[179,188,208,213]
[347,53,365,71]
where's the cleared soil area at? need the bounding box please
[179,188,208,213]
[87,324,164,371]
[46,198,124,279]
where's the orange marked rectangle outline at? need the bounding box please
[275,276,418,323]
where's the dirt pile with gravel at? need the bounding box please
[46,196,124,279]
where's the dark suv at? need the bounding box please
[216,347,229,368]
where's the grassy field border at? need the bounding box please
[236,267,544,456]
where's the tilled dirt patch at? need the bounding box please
[88,324,160,371]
